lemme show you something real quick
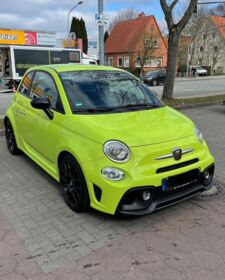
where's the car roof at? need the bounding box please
[27,64,125,73]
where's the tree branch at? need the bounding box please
[177,0,198,34]
[160,0,174,29]
[170,0,179,12]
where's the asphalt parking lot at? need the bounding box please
[0,105,225,279]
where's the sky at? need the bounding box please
[0,0,221,40]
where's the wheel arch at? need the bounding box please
[57,151,85,180]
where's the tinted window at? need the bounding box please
[18,71,34,96]
[59,70,163,113]
[30,71,59,110]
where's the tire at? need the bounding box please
[152,79,157,86]
[59,155,90,213]
[5,119,21,155]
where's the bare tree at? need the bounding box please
[160,0,197,99]
[135,33,162,76]
[109,8,138,33]
[210,3,225,16]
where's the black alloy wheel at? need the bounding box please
[5,120,20,155]
[59,155,90,212]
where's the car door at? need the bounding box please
[14,71,35,146]
[23,70,65,169]
[158,70,166,83]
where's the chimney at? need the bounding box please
[138,12,145,18]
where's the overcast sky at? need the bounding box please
[0,0,219,39]
[0,0,163,39]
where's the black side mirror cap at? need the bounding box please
[31,97,54,120]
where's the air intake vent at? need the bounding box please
[156,158,199,174]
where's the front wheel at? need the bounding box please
[5,119,21,155]
[59,155,90,213]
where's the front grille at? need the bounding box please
[156,158,199,174]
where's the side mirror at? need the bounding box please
[31,97,54,120]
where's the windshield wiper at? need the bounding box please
[73,107,115,113]
[114,103,160,110]
[73,103,160,114]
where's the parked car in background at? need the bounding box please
[141,70,166,86]
[4,65,215,216]
[190,65,208,76]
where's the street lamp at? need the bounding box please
[67,1,83,41]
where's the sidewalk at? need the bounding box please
[175,75,225,82]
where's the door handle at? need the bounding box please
[18,110,26,116]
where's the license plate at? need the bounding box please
[162,169,200,192]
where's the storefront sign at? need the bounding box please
[24,31,37,46]
[37,33,56,46]
[0,30,25,45]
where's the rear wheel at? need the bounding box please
[59,155,90,212]
[5,119,20,155]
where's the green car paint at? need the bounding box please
[5,64,215,215]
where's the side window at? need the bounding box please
[30,71,60,111]
[18,72,34,96]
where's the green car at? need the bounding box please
[4,64,214,215]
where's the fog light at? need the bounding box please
[201,169,212,186]
[142,191,151,201]
[101,167,124,181]
[203,170,210,180]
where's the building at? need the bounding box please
[104,13,168,73]
[0,28,56,78]
[188,15,225,74]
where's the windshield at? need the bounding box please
[196,66,204,70]
[59,70,163,114]
[146,71,158,77]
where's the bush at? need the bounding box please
[177,64,187,73]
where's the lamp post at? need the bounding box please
[67,1,83,43]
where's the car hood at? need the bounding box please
[70,106,195,147]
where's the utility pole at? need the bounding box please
[98,0,104,65]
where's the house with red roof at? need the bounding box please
[105,13,168,73]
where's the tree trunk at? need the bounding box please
[162,30,179,100]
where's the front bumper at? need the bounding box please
[116,164,214,215]
[83,136,214,215]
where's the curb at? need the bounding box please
[175,75,225,83]
[172,100,225,110]
[0,129,4,136]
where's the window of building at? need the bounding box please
[117,57,123,67]
[108,57,113,66]
[145,39,152,48]
[144,58,151,67]
[145,39,159,48]
[200,46,204,52]
[136,57,141,68]
[214,45,218,52]
[203,34,207,40]
[124,56,130,68]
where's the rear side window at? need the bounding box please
[18,72,34,96]
[30,71,59,110]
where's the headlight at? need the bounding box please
[103,141,130,163]
[195,127,204,143]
